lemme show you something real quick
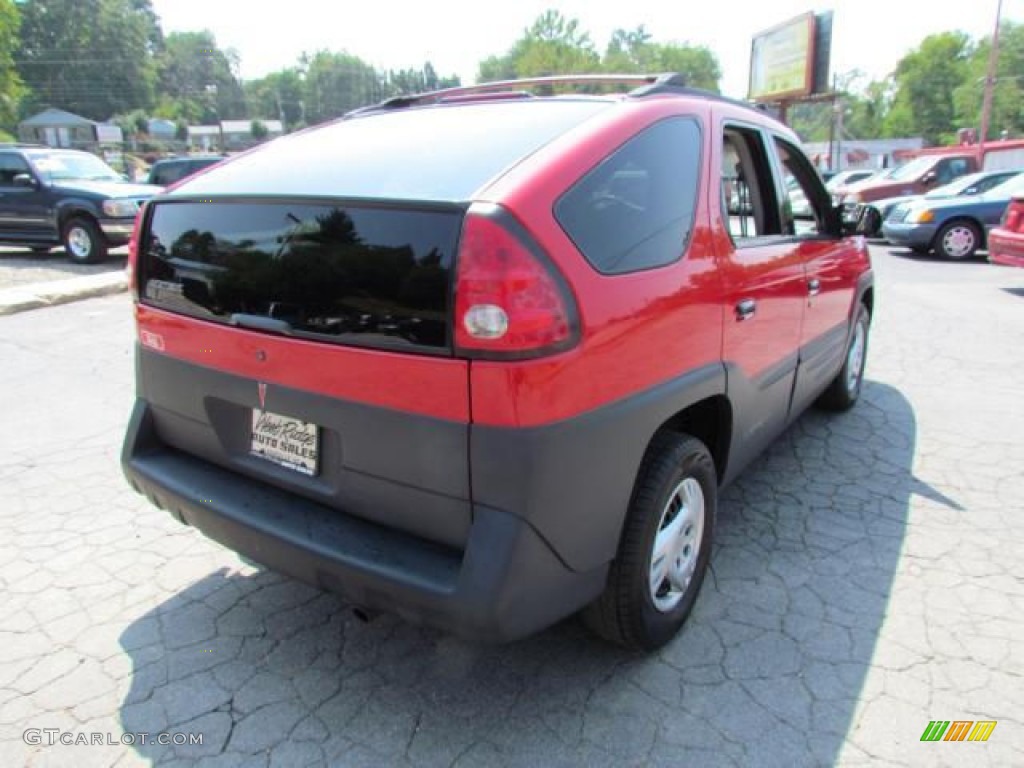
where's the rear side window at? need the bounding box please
[555,117,702,275]
[140,201,461,353]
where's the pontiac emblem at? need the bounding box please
[258,382,267,410]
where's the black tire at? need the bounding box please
[817,303,870,412]
[582,432,716,651]
[934,219,981,261]
[62,216,107,264]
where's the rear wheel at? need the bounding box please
[817,303,870,412]
[62,216,107,264]
[934,220,981,260]
[582,432,715,651]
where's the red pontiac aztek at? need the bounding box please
[988,196,1024,267]
[122,74,874,650]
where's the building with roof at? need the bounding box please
[18,108,123,148]
[220,120,284,150]
[802,138,925,172]
[186,125,221,152]
[186,120,284,151]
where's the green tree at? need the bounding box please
[300,51,382,123]
[16,0,158,120]
[478,14,720,92]
[478,10,600,82]
[111,107,148,139]
[845,78,893,140]
[129,0,163,52]
[604,27,656,72]
[385,62,460,96]
[156,31,246,123]
[245,68,304,127]
[250,118,267,140]
[787,71,892,143]
[0,0,23,128]
[954,21,1024,140]
[883,32,972,144]
[604,26,721,91]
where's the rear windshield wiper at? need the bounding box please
[229,314,294,335]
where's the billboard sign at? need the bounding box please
[748,12,816,102]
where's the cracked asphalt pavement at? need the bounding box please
[1,245,1022,767]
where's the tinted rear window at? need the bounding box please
[555,117,702,275]
[171,100,611,202]
[140,201,460,353]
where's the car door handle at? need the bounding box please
[735,298,757,321]
[808,278,821,296]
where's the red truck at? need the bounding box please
[841,140,1024,235]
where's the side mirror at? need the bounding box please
[922,170,937,185]
[827,204,858,237]
[13,173,37,188]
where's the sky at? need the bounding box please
[150,0,1024,98]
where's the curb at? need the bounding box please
[0,271,128,316]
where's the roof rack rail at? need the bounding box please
[346,73,687,117]
[628,82,769,114]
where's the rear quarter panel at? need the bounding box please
[460,99,736,572]
[473,98,725,428]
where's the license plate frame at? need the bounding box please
[249,409,319,476]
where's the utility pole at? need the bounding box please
[979,0,1004,162]
[827,74,838,171]
[827,95,836,171]
[835,99,844,170]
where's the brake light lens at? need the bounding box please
[454,207,576,357]
[126,203,146,301]
[1003,200,1023,232]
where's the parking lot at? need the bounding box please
[0,247,127,290]
[1,244,1022,767]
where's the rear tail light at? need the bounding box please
[126,203,146,301]
[1003,200,1023,232]
[454,205,578,358]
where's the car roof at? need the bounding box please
[167,74,784,203]
[346,73,770,121]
